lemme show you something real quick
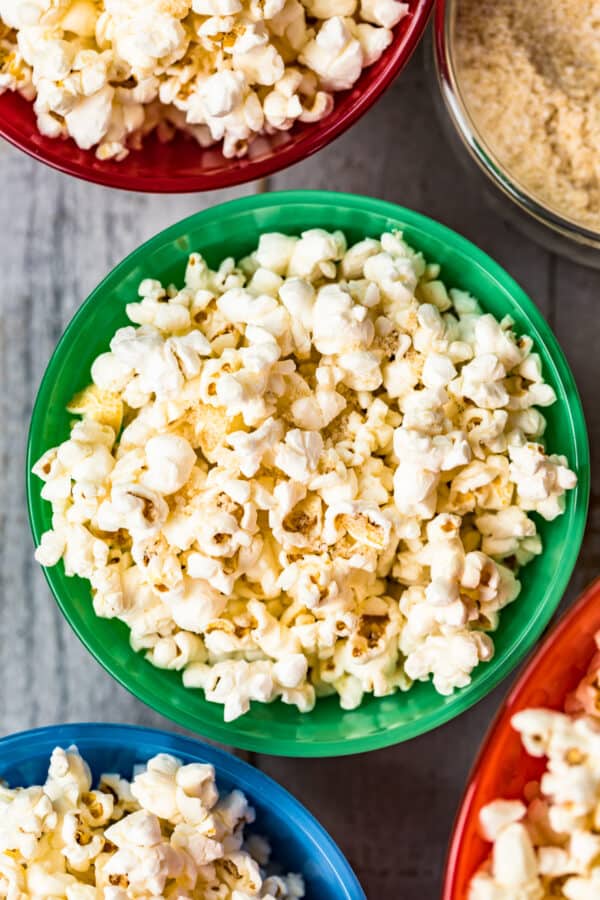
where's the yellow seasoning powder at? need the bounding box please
[454,0,600,229]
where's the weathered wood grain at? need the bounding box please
[0,143,257,737]
[1,40,598,900]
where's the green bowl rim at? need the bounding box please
[26,190,590,756]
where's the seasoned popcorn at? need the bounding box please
[0,745,303,899]
[0,0,408,160]
[33,228,577,720]
[469,633,600,900]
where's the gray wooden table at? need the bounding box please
[1,43,598,899]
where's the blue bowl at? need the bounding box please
[0,723,365,899]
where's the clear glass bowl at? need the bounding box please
[433,0,600,268]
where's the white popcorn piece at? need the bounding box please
[479,800,527,841]
[34,528,66,566]
[274,428,323,482]
[475,507,542,564]
[0,745,302,897]
[300,17,363,91]
[469,651,600,899]
[91,351,134,393]
[63,84,115,150]
[0,0,53,28]
[228,416,284,476]
[360,0,408,28]
[255,232,298,274]
[288,228,346,280]
[97,482,169,537]
[199,69,246,118]
[509,442,577,521]
[32,227,575,723]
[2,0,404,160]
[141,433,196,494]
[350,20,393,66]
[454,354,510,409]
[404,630,494,695]
[184,658,275,721]
[312,283,374,354]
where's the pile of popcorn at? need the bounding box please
[0,0,408,160]
[0,744,303,899]
[33,227,577,721]
[469,634,600,900]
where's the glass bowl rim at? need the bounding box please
[433,0,600,249]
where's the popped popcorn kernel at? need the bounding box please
[469,637,600,900]
[0,0,409,159]
[33,227,577,720]
[0,745,303,899]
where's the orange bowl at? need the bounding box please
[443,576,600,900]
[0,0,433,192]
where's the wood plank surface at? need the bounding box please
[1,42,598,899]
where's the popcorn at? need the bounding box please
[475,507,542,564]
[255,233,299,275]
[63,84,116,150]
[479,800,527,841]
[0,0,405,160]
[288,229,346,280]
[312,283,374,354]
[0,746,303,899]
[141,434,196,494]
[274,428,323,483]
[97,483,169,538]
[403,630,494,695]
[360,0,408,28]
[509,442,578,521]
[469,644,600,900]
[299,17,363,91]
[33,227,576,720]
[183,658,275,721]
[453,354,510,409]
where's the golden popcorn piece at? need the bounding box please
[282,494,323,544]
[172,403,238,461]
[333,533,378,571]
[372,327,402,358]
[437,483,477,516]
[358,613,390,648]
[204,618,236,635]
[67,384,123,434]
[32,227,578,721]
[338,512,386,549]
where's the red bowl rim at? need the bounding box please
[0,0,433,193]
[443,575,600,900]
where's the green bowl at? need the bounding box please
[27,191,590,757]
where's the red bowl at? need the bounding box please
[0,0,432,192]
[443,576,600,900]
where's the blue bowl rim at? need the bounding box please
[0,722,366,899]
